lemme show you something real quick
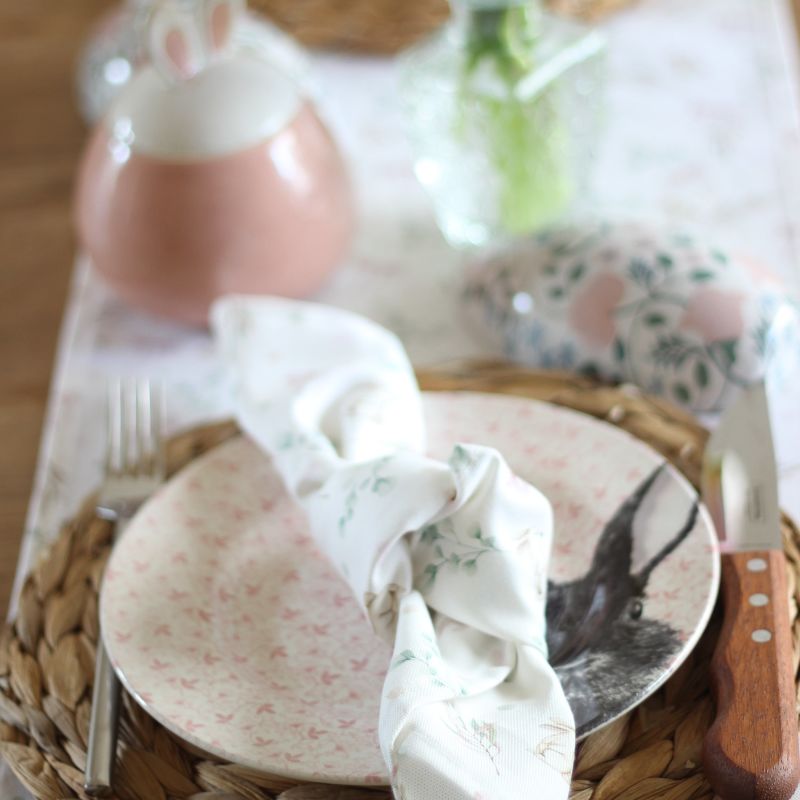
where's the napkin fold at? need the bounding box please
[212,296,575,799]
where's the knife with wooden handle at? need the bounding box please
[701,382,800,800]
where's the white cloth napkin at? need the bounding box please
[212,296,575,799]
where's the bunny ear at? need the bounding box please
[204,0,244,55]
[148,2,205,83]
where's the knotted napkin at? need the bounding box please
[212,296,575,799]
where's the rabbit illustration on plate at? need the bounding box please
[546,465,699,735]
[75,0,354,325]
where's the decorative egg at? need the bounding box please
[463,220,800,413]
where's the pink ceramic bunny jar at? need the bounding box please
[75,0,354,325]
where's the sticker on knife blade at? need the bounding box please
[719,452,778,553]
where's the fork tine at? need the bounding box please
[107,378,164,477]
[89,377,164,793]
[151,382,166,479]
[136,379,152,475]
[123,378,138,473]
[106,379,123,475]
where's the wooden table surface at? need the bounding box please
[0,0,107,615]
[0,0,799,621]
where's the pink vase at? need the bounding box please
[75,0,354,326]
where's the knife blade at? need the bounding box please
[701,382,800,800]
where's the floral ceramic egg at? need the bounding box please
[463,220,800,413]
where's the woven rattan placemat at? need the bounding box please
[250,0,636,54]
[1,364,798,800]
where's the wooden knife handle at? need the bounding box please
[704,550,800,800]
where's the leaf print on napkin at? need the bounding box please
[448,444,479,471]
[443,705,501,776]
[276,431,307,451]
[531,719,575,783]
[338,457,396,536]
[415,521,500,589]
[389,635,467,696]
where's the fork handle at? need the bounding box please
[84,642,121,796]
[85,513,132,796]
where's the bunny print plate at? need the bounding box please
[101,391,719,784]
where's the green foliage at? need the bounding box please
[694,360,709,388]
[713,338,738,369]
[650,335,694,368]
[672,383,691,404]
[569,263,586,282]
[629,258,655,287]
[460,4,572,233]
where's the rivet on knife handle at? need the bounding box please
[703,550,800,800]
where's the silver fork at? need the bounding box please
[85,379,165,797]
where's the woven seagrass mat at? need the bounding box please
[1,363,799,800]
[250,0,636,54]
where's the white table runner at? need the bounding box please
[5,0,800,795]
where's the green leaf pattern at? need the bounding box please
[531,719,575,783]
[464,221,798,412]
[415,520,501,589]
[337,456,396,537]
[443,705,502,776]
[390,648,467,695]
[589,243,750,408]
[448,444,479,472]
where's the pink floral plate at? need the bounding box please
[101,391,719,785]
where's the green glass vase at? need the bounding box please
[399,0,606,248]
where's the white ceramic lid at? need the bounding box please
[106,56,302,161]
[104,0,304,161]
